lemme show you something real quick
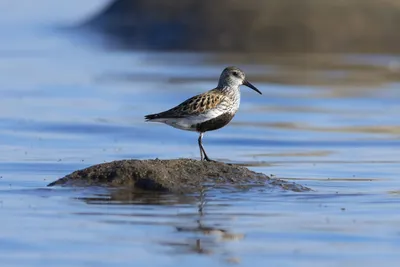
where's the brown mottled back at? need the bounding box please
[148,89,227,119]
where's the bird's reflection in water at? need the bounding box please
[158,217,244,264]
[76,187,244,261]
[174,219,244,252]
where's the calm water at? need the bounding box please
[1,1,400,266]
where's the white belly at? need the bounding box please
[152,108,226,131]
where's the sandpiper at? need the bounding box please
[145,66,261,161]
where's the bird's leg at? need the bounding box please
[202,148,213,162]
[198,133,204,161]
[198,132,214,162]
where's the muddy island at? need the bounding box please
[80,0,400,53]
[48,159,310,193]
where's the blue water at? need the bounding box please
[0,1,400,266]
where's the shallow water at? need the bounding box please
[1,1,400,266]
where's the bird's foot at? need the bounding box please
[203,156,216,163]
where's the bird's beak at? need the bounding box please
[243,80,262,95]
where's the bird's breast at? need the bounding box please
[195,111,235,132]
[224,91,240,114]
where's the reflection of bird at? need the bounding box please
[145,66,262,161]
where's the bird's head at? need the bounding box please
[218,66,262,94]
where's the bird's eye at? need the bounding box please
[232,71,239,77]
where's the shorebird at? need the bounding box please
[145,66,261,161]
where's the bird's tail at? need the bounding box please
[144,113,161,121]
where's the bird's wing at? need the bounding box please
[145,89,226,120]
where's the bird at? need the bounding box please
[145,66,262,161]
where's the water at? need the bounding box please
[1,1,400,266]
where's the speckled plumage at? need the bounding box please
[149,89,228,118]
[145,66,261,161]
